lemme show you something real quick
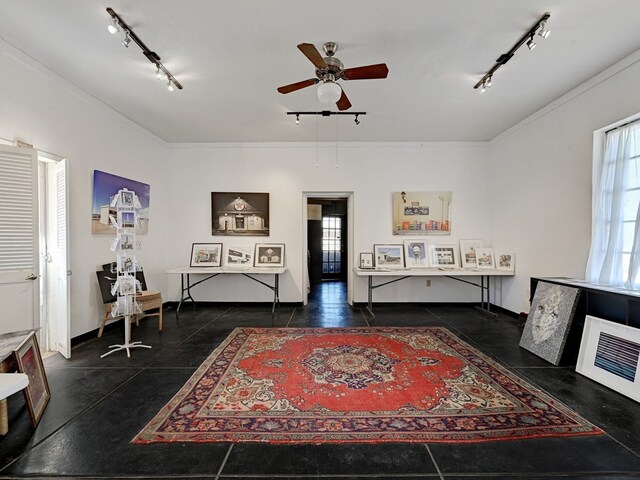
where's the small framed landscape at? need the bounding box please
[429,244,459,268]
[190,243,223,267]
[15,333,51,427]
[403,240,429,268]
[255,243,285,267]
[576,315,640,402]
[373,244,405,269]
[224,245,253,268]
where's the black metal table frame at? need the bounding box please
[364,274,497,319]
[176,272,280,318]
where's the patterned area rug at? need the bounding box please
[132,327,603,444]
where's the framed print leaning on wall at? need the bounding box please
[14,333,50,427]
[403,240,429,268]
[576,315,640,402]
[224,245,253,268]
[475,248,495,269]
[190,243,223,267]
[373,244,405,269]
[459,239,484,269]
[255,244,285,267]
[429,244,459,268]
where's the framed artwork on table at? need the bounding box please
[224,245,253,268]
[255,244,285,267]
[429,244,459,268]
[495,251,515,271]
[360,252,374,269]
[475,248,495,269]
[576,315,640,402]
[190,243,223,267]
[373,244,405,269]
[459,239,484,269]
[14,333,51,427]
[403,240,429,268]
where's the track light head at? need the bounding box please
[538,20,550,38]
[480,81,487,94]
[107,18,120,34]
[485,76,493,88]
[526,35,537,50]
[155,66,164,80]
[122,30,131,48]
[295,114,300,125]
[354,114,360,125]
[167,80,175,92]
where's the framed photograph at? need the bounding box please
[429,244,459,268]
[475,248,495,269]
[14,333,51,427]
[519,281,581,365]
[360,252,374,269]
[254,244,285,267]
[117,253,136,273]
[392,191,452,235]
[373,244,405,269]
[91,170,150,234]
[459,239,484,269]
[119,210,136,229]
[211,192,269,236]
[495,251,515,271]
[576,315,640,402]
[403,240,429,268]
[190,243,223,267]
[224,245,253,267]
[120,189,134,207]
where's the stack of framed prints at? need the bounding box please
[576,316,640,402]
[190,243,285,268]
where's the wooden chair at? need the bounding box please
[0,373,29,435]
[98,290,163,338]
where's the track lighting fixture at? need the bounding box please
[107,17,120,35]
[106,7,182,91]
[538,20,550,39]
[122,30,131,48]
[526,35,536,50]
[287,111,366,124]
[474,12,550,93]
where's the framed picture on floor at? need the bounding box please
[373,244,405,269]
[576,316,640,402]
[254,243,285,267]
[403,240,429,268]
[459,239,484,269]
[14,333,50,427]
[429,244,459,268]
[190,243,223,267]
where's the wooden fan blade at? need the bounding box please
[343,63,389,80]
[277,78,318,94]
[297,43,327,69]
[336,89,352,111]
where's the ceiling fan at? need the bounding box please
[277,42,389,111]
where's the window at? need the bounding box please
[586,120,640,287]
[322,216,341,274]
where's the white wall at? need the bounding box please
[0,40,170,338]
[488,51,640,314]
[165,143,491,304]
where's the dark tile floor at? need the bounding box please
[1,280,639,479]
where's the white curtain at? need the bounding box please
[586,122,639,286]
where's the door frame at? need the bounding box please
[302,192,354,306]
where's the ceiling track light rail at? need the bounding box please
[106,7,182,90]
[287,111,366,125]
[474,12,550,92]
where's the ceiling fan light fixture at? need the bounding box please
[317,82,342,104]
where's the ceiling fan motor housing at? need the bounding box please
[316,56,344,82]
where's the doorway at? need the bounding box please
[304,194,352,306]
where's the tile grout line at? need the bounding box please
[285,307,296,327]
[423,444,444,480]
[215,443,234,479]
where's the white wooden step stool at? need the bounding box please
[0,373,29,435]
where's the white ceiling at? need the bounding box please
[0,1,639,143]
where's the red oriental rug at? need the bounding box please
[132,327,603,444]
